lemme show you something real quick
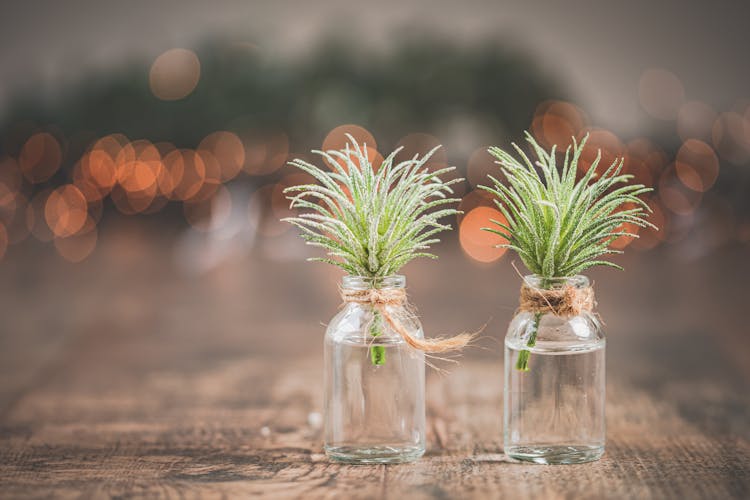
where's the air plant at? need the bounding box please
[480,132,655,370]
[283,134,462,364]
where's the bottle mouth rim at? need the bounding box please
[342,274,406,290]
[524,274,590,289]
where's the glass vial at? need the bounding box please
[504,275,605,464]
[324,275,426,464]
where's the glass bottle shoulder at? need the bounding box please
[325,303,424,345]
[505,311,605,353]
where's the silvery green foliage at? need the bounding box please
[480,132,655,278]
[283,135,462,277]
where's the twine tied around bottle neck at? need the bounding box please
[340,287,474,353]
[519,281,595,317]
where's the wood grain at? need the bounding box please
[0,232,748,499]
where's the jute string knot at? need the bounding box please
[340,287,473,354]
[519,281,595,317]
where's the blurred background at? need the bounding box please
[1,0,749,422]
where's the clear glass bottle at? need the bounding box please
[324,275,426,464]
[504,275,605,464]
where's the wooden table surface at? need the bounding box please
[1,224,748,498]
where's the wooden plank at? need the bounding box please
[0,237,749,498]
[1,349,747,499]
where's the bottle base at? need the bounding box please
[505,444,604,464]
[325,444,425,464]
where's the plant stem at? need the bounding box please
[516,312,542,371]
[370,309,386,365]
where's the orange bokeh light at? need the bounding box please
[631,199,667,251]
[531,100,587,149]
[623,156,654,189]
[199,131,245,182]
[577,128,625,176]
[243,130,290,175]
[610,202,641,250]
[162,149,206,201]
[627,138,668,178]
[323,125,377,161]
[44,185,88,237]
[457,189,495,225]
[190,149,222,202]
[118,160,159,194]
[659,164,702,215]
[675,139,719,192]
[19,132,62,183]
[80,149,117,193]
[459,206,508,263]
[149,48,201,101]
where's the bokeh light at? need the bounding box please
[531,100,587,149]
[627,138,668,181]
[610,202,641,250]
[198,131,245,182]
[243,130,290,175]
[191,149,222,202]
[19,132,62,183]
[164,149,206,201]
[457,189,495,225]
[323,125,377,157]
[459,206,508,263]
[577,128,625,176]
[80,149,117,195]
[149,48,201,101]
[44,185,88,238]
[659,164,702,215]
[675,139,719,192]
[638,68,685,120]
[631,198,667,250]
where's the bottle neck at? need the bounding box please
[524,274,589,290]
[341,275,406,291]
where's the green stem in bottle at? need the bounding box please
[517,276,552,371]
[515,311,542,371]
[370,309,386,366]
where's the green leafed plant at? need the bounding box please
[283,134,462,364]
[480,132,655,370]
